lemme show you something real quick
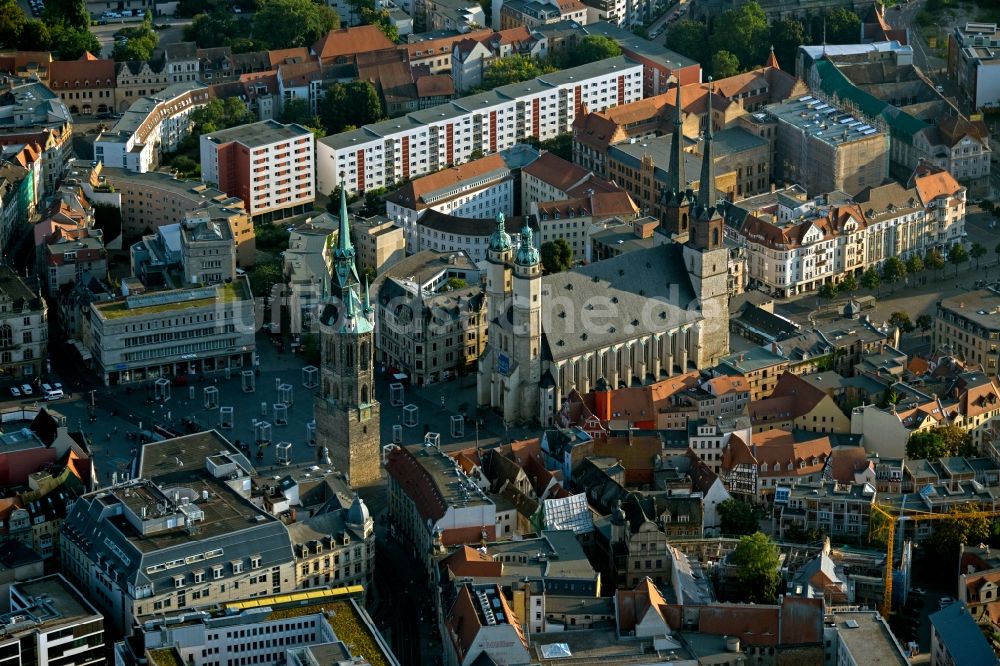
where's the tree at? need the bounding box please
[184,11,252,49]
[881,256,907,288]
[971,242,987,269]
[44,0,88,29]
[889,311,913,333]
[711,50,741,79]
[906,429,949,460]
[769,18,808,72]
[247,260,283,297]
[280,98,322,129]
[819,7,862,45]
[540,133,572,161]
[925,248,945,274]
[362,190,386,216]
[718,499,758,536]
[665,19,709,67]
[477,54,555,91]
[818,282,838,301]
[906,424,976,460]
[320,81,384,135]
[47,21,100,60]
[948,243,968,276]
[359,6,398,42]
[111,21,159,62]
[711,0,768,71]
[861,266,880,294]
[927,505,991,558]
[839,274,858,294]
[730,532,780,604]
[445,277,468,290]
[906,254,924,276]
[916,313,933,335]
[253,0,340,50]
[0,0,27,48]
[540,239,573,274]
[556,34,621,68]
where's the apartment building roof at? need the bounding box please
[163,42,197,60]
[98,166,241,205]
[48,53,115,89]
[609,128,766,180]
[385,444,492,524]
[753,429,831,477]
[415,74,454,98]
[103,81,208,138]
[831,611,909,665]
[468,530,596,582]
[10,574,101,627]
[387,153,510,210]
[523,151,620,196]
[267,47,310,68]
[930,602,1000,665]
[311,25,396,63]
[320,55,640,151]
[616,578,667,633]
[939,288,1000,331]
[0,264,43,312]
[663,597,824,648]
[447,583,528,664]
[717,346,788,375]
[203,119,312,148]
[911,162,964,203]
[403,29,492,61]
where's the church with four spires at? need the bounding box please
[477,81,732,426]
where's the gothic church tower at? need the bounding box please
[314,178,381,488]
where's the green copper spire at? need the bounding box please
[332,172,360,296]
[334,173,354,260]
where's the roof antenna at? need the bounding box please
[822,19,827,57]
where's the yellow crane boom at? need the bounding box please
[869,503,1000,618]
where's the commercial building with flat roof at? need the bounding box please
[201,120,315,223]
[60,432,297,635]
[0,574,105,666]
[317,56,643,196]
[85,279,255,385]
[824,610,909,666]
[134,588,399,666]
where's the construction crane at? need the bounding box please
[869,503,1000,618]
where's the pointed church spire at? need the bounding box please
[667,82,685,194]
[767,45,779,70]
[698,77,715,211]
[336,172,353,257]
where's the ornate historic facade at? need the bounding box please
[478,83,730,426]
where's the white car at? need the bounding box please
[9,387,20,398]
[20,384,32,396]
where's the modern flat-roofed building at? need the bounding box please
[131,588,399,666]
[948,22,1000,110]
[200,120,315,223]
[0,574,105,666]
[85,279,255,385]
[94,82,211,174]
[60,432,297,635]
[317,56,644,197]
[351,215,405,276]
[823,610,910,666]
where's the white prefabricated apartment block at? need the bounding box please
[317,56,644,196]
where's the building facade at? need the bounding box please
[85,280,255,385]
[0,266,47,380]
[200,120,315,223]
[317,56,644,196]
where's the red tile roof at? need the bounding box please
[267,48,311,68]
[49,55,115,89]
[311,25,396,64]
[386,153,509,210]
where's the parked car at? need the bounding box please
[9,387,20,398]
[20,384,32,396]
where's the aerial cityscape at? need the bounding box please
[2,0,1000,663]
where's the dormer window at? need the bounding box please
[212,565,224,579]
[231,560,243,574]
[173,574,185,588]
[250,555,261,569]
